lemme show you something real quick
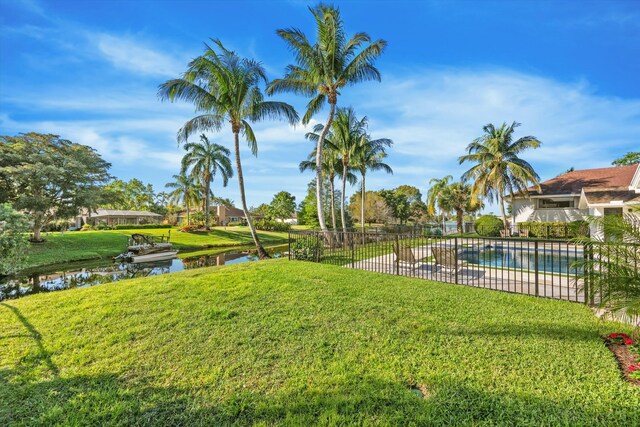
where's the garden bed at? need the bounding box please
[605,333,640,386]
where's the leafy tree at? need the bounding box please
[165,172,199,225]
[298,178,339,227]
[103,178,158,211]
[0,133,111,241]
[394,185,426,223]
[378,189,411,224]
[252,203,272,219]
[159,39,297,258]
[612,151,640,166]
[353,135,393,230]
[269,4,386,233]
[459,122,541,231]
[348,191,391,225]
[269,191,296,221]
[182,134,233,230]
[0,203,30,275]
[439,182,482,233]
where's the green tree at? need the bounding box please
[0,203,30,275]
[0,133,111,241]
[378,189,411,224]
[269,191,296,221]
[182,134,233,230]
[165,172,199,226]
[394,185,425,223]
[459,122,541,231]
[612,151,640,166]
[353,135,393,230]
[103,178,157,211]
[252,203,272,220]
[439,182,482,233]
[159,39,298,258]
[268,4,387,233]
[348,190,391,225]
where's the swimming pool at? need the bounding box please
[459,245,583,275]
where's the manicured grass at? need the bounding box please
[23,227,289,270]
[1,261,638,425]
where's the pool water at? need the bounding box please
[0,249,283,301]
[459,245,582,275]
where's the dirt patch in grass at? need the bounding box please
[606,340,640,386]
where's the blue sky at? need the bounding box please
[1,0,639,209]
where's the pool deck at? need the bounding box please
[345,245,587,303]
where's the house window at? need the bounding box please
[538,198,575,209]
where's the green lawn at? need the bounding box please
[23,227,289,270]
[1,261,638,425]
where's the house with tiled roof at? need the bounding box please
[509,164,640,235]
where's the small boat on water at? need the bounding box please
[114,232,178,263]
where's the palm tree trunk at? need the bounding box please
[186,198,190,225]
[329,175,337,230]
[499,191,509,234]
[341,163,348,234]
[456,209,464,234]
[204,178,211,231]
[360,173,366,231]
[316,102,337,233]
[233,131,269,259]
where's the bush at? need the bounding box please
[475,215,504,237]
[518,221,589,238]
[226,221,243,227]
[80,224,94,231]
[113,224,172,230]
[290,238,323,261]
[43,219,70,232]
[254,219,291,232]
[179,225,198,232]
[0,203,30,275]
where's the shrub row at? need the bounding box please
[518,221,589,238]
[254,219,291,232]
[113,224,172,230]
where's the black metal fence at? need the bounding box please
[288,229,610,304]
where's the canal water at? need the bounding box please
[1,246,285,301]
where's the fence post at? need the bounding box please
[395,233,400,275]
[534,240,539,296]
[454,237,459,285]
[351,233,355,269]
[583,244,589,305]
[288,230,292,261]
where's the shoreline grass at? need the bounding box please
[21,226,290,271]
[1,260,638,425]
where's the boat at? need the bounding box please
[114,232,178,263]
[130,250,179,263]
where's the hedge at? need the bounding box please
[518,221,589,238]
[254,219,291,232]
[475,215,504,237]
[113,224,172,230]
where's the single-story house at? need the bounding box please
[75,209,163,227]
[175,205,247,226]
[276,213,298,225]
[509,163,640,237]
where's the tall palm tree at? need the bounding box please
[268,4,387,233]
[353,135,393,231]
[306,108,364,233]
[159,39,298,258]
[300,146,354,230]
[459,122,541,231]
[181,134,233,230]
[165,172,198,226]
[439,182,482,234]
[426,175,453,230]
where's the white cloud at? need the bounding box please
[95,33,184,77]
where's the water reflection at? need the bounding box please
[1,249,281,301]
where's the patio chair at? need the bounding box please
[431,246,467,273]
[393,243,419,270]
[519,228,530,238]
[499,229,511,238]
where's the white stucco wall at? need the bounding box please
[511,199,535,224]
